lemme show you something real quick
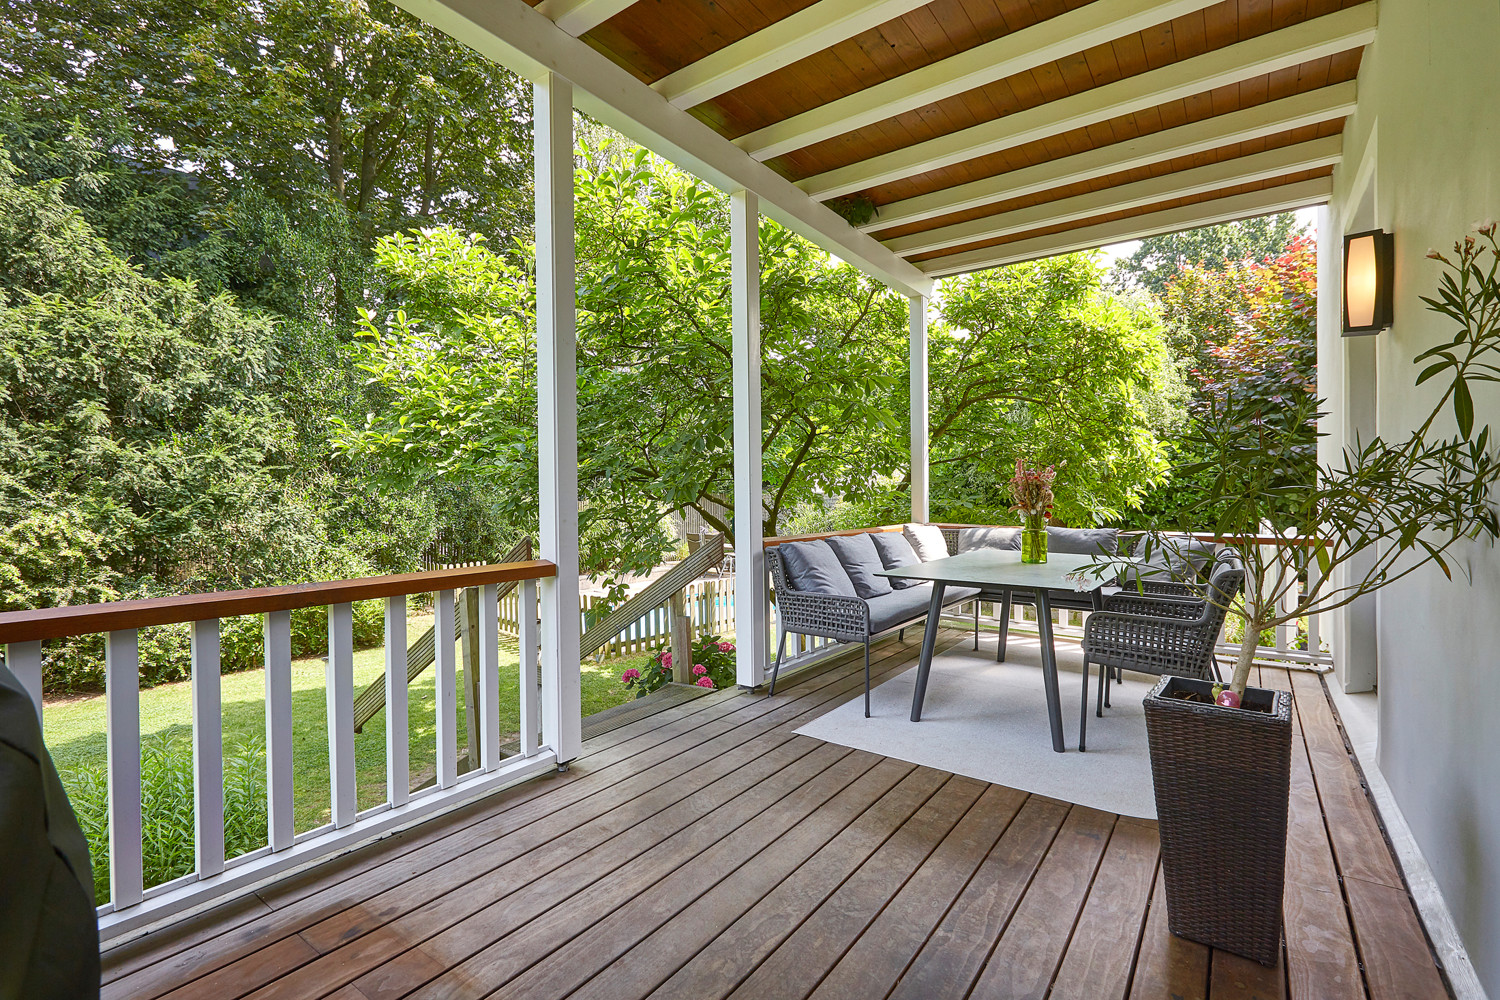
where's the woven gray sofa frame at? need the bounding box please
[1077,563,1245,752]
[765,539,980,718]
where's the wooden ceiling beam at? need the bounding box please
[739,0,1223,161]
[652,0,933,110]
[862,83,1356,233]
[916,176,1333,277]
[884,136,1342,256]
[534,0,639,36]
[799,2,1376,200]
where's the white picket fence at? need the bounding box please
[493,577,737,659]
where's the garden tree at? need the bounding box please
[1113,213,1303,298]
[924,255,1186,526]
[1136,234,1318,522]
[0,0,534,247]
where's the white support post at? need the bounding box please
[264,610,294,850]
[520,579,540,758]
[385,595,409,807]
[535,72,583,764]
[732,188,769,689]
[190,619,224,878]
[327,603,356,827]
[479,582,501,771]
[106,629,143,908]
[4,640,44,725]
[435,589,459,789]
[909,293,930,523]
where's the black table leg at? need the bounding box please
[1034,589,1066,753]
[909,582,947,722]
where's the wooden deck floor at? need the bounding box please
[101,629,1451,1000]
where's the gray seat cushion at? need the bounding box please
[865,583,981,634]
[903,522,949,561]
[825,533,893,599]
[777,540,857,597]
[957,525,1022,552]
[1045,526,1120,557]
[869,531,922,589]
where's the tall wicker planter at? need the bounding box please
[1143,675,1293,966]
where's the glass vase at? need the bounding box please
[1021,516,1048,564]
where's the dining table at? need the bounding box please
[877,549,1135,753]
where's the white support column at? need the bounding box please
[909,293,930,523]
[190,620,224,878]
[732,189,769,689]
[535,72,583,764]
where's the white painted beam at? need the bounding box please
[916,176,1331,277]
[799,3,1377,200]
[535,0,637,36]
[393,0,933,298]
[863,82,1356,233]
[885,135,1342,257]
[655,0,932,110]
[535,72,584,763]
[740,0,1222,160]
[732,190,768,689]
[909,294,929,523]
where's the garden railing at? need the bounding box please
[0,559,560,944]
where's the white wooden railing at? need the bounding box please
[0,560,563,943]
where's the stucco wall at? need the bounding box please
[1327,0,1500,991]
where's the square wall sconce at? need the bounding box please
[1343,229,1394,336]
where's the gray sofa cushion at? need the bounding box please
[825,533,893,599]
[869,531,922,589]
[956,526,1022,552]
[903,522,949,562]
[866,583,982,634]
[777,540,858,597]
[1045,526,1120,557]
[1125,532,1217,585]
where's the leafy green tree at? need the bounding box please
[1113,213,1303,298]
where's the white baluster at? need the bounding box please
[435,589,458,788]
[385,595,409,807]
[327,603,356,827]
[106,629,143,908]
[5,640,43,725]
[479,582,500,771]
[520,579,539,758]
[264,610,294,850]
[190,620,224,878]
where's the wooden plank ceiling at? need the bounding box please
[527,0,1374,277]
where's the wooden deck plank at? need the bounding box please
[723,775,990,1000]
[968,805,1118,1000]
[1344,875,1449,1000]
[1050,817,1161,1000]
[888,794,1072,1000]
[1209,948,1287,1000]
[1127,868,1209,1000]
[804,783,1029,1000]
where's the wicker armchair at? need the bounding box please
[1077,565,1244,752]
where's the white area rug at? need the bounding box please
[795,634,1159,819]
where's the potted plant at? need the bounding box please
[1139,224,1500,965]
[1009,459,1057,563]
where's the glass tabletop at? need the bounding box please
[874,548,1136,592]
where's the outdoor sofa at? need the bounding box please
[766,524,1225,718]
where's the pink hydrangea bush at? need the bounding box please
[620,634,738,698]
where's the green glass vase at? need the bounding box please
[1020,516,1048,564]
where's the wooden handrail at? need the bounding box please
[0,560,558,644]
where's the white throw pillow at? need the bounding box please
[903,522,949,562]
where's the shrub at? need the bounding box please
[622,634,736,698]
[65,729,268,904]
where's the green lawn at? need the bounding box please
[44,612,649,834]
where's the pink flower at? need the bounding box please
[692,664,708,676]
[621,668,641,684]
[661,652,672,667]
[718,642,734,652]
[695,677,715,688]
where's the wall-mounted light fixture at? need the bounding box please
[1343,229,1394,335]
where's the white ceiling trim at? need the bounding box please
[534,0,637,37]
[916,175,1333,277]
[393,0,935,297]
[861,82,1356,233]
[652,0,933,110]
[883,135,1342,256]
[738,0,1223,162]
[798,2,1377,201]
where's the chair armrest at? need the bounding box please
[1103,594,1203,619]
[772,588,869,640]
[1139,580,1204,598]
[1083,610,1217,673]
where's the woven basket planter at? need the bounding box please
[1143,674,1293,966]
